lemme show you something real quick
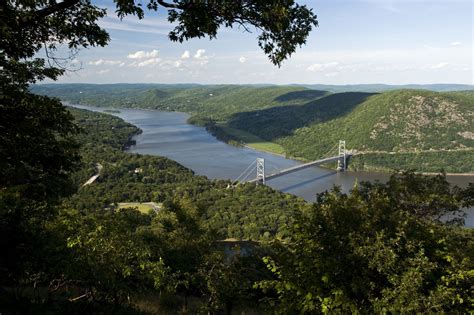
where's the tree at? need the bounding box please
[257,172,473,313]
[1,0,317,91]
[58,208,167,305]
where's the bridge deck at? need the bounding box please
[248,155,346,183]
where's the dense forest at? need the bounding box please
[68,108,305,241]
[32,85,474,173]
[2,106,473,313]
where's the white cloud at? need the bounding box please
[337,63,366,72]
[160,60,183,69]
[431,62,449,69]
[136,58,162,67]
[181,51,190,59]
[450,42,462,46]
[191,49,210,66]
[127,49,159,59]
[99,16,171,36]
[89,59,104,65]
[88,59,123,66]
[306,62,339,72]
[96,69,110,75]
[194,49,206,59]
[239,56,247,63]
[325,72,339,77]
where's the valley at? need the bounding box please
[33,84,474,173]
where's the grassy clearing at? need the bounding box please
[118,203,157,214]
[218,125,286,155]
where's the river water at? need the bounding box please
[72,105,474,227]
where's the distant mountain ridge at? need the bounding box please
[292,83,474,93]
[35,82,473,93]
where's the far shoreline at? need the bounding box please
[66,103,474,178]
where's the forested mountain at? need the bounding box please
[224,89,474,173]
[33,84,474,173]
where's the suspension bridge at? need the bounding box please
[232,140,351,185]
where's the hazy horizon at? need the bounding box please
[37,82,474,87]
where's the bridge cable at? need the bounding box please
[233,164,254,185]
[321,142,339,158]
[232,159,256,185]
[238,168,257,184]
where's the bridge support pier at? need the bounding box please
[337,140,346,171]
[256,158,265,184]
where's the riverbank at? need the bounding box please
[197,119,474,175]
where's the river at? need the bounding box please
[72,104,474,227]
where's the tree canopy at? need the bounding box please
[257,174,473,313]
[1,0,317,89]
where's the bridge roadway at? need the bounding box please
[248,155,348,183]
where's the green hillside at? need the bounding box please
[32,85,474,173]
[223,89,474,172]
[32,84,330,117]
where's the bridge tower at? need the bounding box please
[256,158,265,184]
[337,140,346,171]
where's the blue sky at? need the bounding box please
[55,0,473,85]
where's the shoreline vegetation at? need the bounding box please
[192,118,474,176]
[34,85,474,174]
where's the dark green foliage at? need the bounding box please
[0,91,80,287]
[73,107,140,150]
[350,150,474,173]
[258,172,473,313]
[0,94,80,202]
[162,0,318,66]
[198,250,271,314]
[58,208,166,304]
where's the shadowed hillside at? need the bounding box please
[274,90,330,102]
[228,92,374,140]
